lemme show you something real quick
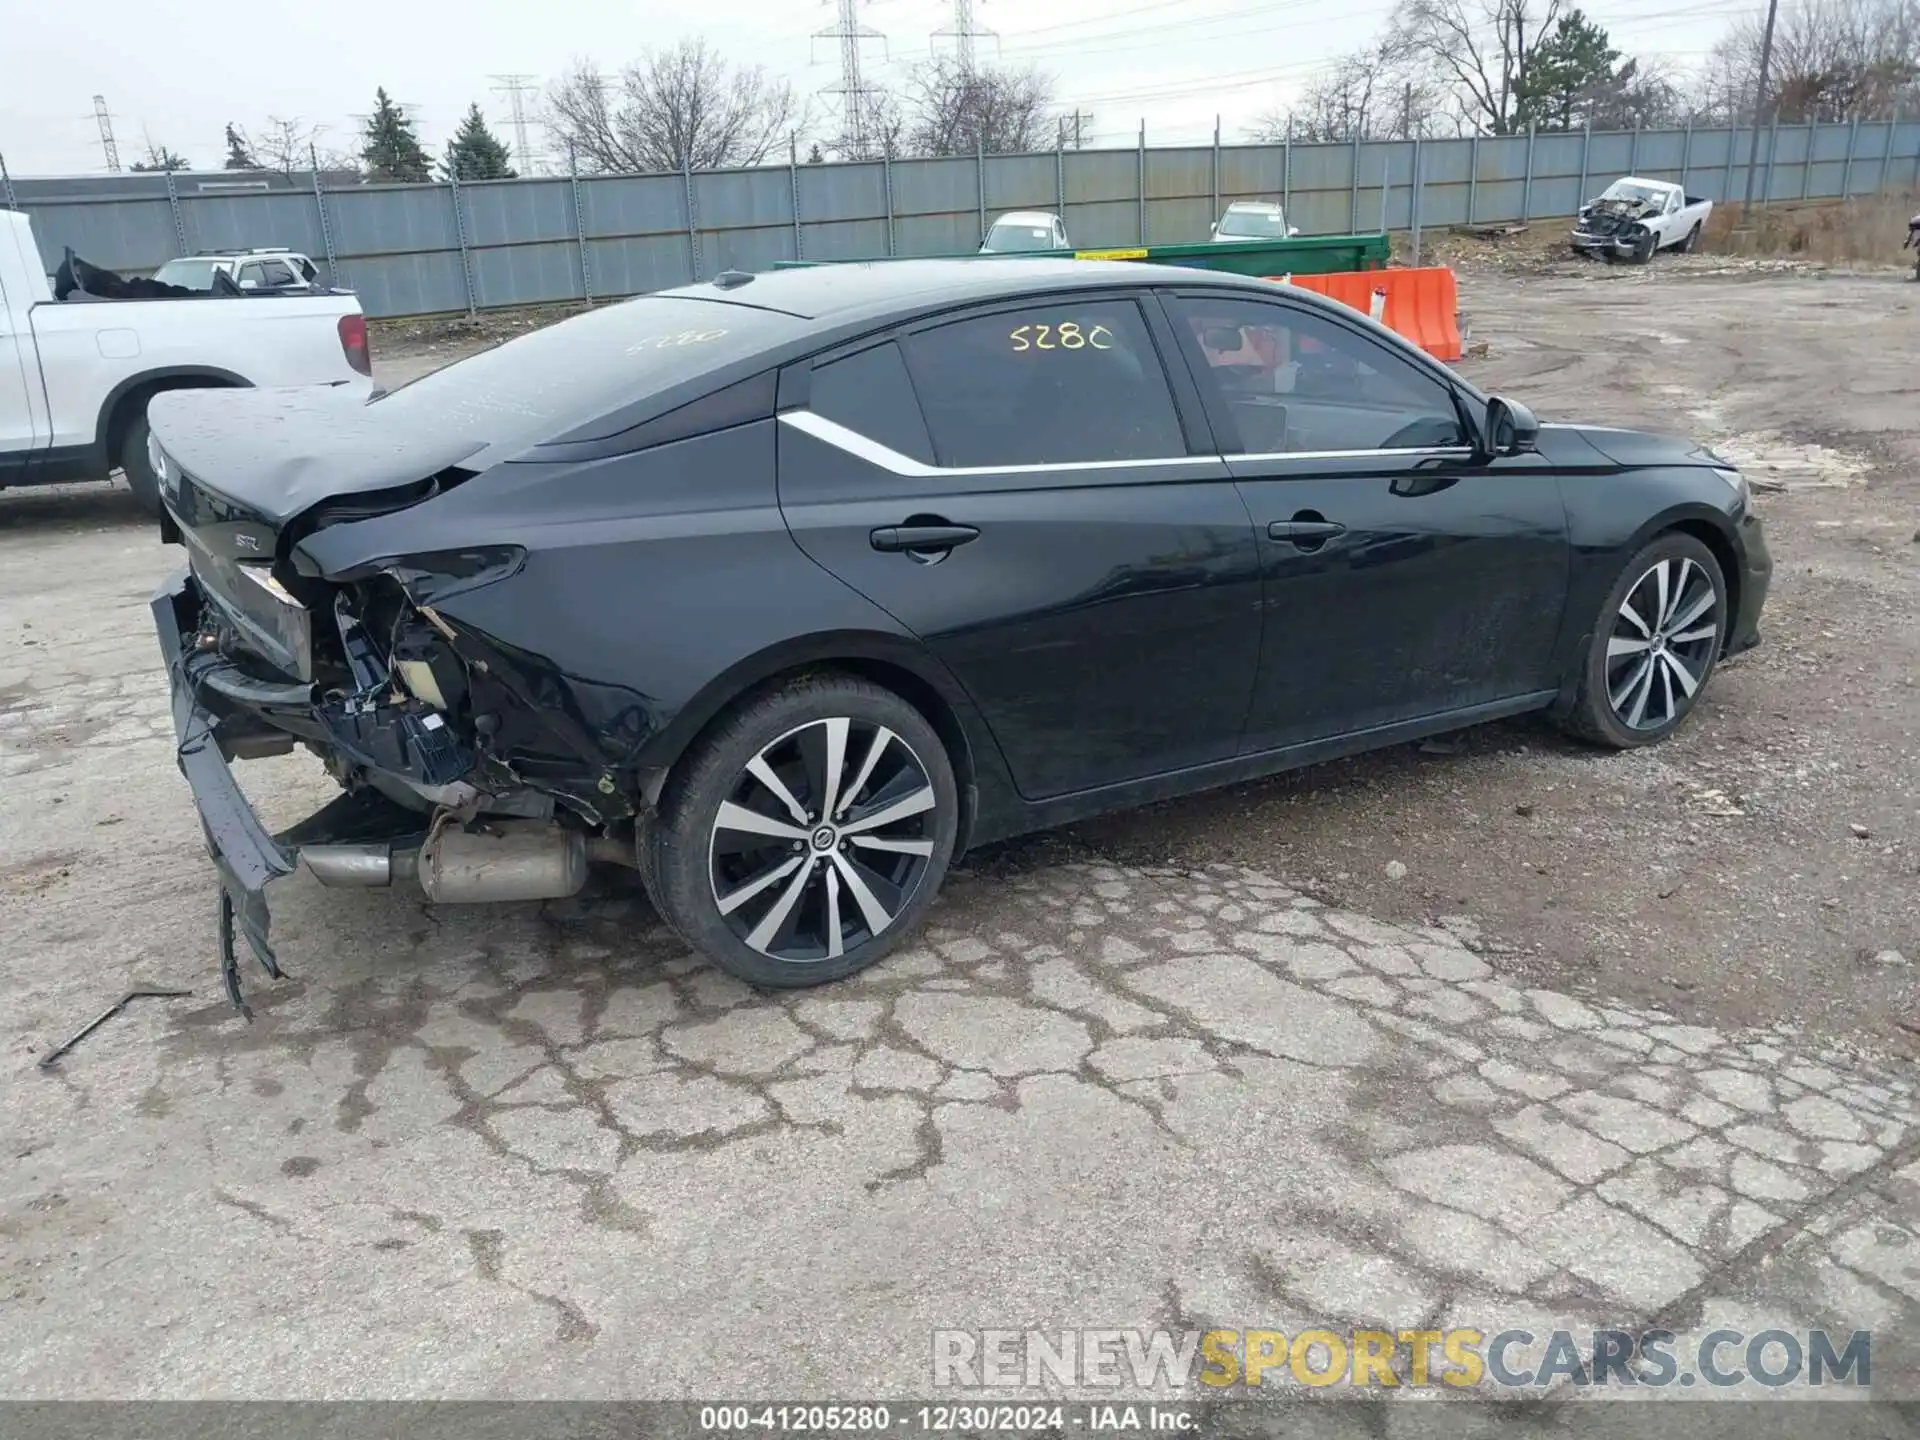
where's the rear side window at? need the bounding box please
[901,301,1186,467]
[809,342,935,464]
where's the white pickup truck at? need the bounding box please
[0,211,373,515]
[1570,177,1713,263]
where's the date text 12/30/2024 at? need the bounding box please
[698,1404,1197,1433]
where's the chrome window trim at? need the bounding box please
[782,410,1478,476]
[779,410,1210,477]
[1229,446,1478,463]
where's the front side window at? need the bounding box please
[1169,295,1465,455]
[902,300,1187,468]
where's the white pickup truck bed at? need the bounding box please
[0,211,374,514]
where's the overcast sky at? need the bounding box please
[3,0,1749,177]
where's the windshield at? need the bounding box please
[1218,208,1288,237]
[1600,181,1665,206]
[151,258,224,290]
[984,222,1057,253]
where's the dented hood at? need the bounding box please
[148,385,488,527]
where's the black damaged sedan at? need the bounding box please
[148,259,1770,1004]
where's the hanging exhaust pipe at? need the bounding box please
[302,823,591,903]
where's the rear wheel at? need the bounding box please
[1561,533,1727,749]
[119,411,162,517]
[646,674,959,987]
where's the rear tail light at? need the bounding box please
[338,313,372,377]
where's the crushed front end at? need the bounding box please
[1570,198,1656,258]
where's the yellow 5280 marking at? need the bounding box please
[1009,322,1115,353]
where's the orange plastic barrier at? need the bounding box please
[1262,267,1463,363]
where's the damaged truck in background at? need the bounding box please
[1570,177,1713,263]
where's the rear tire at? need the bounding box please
[119,411,163,518]
[646,674,959,988]
[1561,532,1727,750]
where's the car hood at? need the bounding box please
[149,383,488,527]
[1547,424,1725,471]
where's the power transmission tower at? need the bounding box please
[1058,109,1094,149]
[935,0,995,73]
[93,95,121,172]
[491,74,539,173]
[816,0,885,158]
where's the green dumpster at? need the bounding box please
[772,231,1388,277]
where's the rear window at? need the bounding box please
[370,295,802,448]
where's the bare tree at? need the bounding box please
[248,117,351,179]
[1394,0,1567,134]
[1248,38,1441,140]
[1696,0,1919,121]
[545,40,803,173]
[886,58,1056,157]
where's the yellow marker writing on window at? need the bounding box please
[1009,322,1116,353]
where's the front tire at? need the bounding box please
[646,674,959,988]
[1561,533,1727,749]
[1629,230,1657,264]
[1681,222,1702,253]
[119,411,163,517]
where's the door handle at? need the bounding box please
[870,524,980,554]
[1268,520,1346,541]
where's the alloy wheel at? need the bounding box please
[707,717,939,963]
[1606,556,1720,731]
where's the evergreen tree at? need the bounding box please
[441,103,516,180]
[806,142,825,164]
[223,123,258,170]
[130,143,190,172]
[1516,10,1669,132]
[360,87,431,182]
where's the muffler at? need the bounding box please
[302,823,589,903]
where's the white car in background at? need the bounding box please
[153,248,325,292]
[1571,177,1713,263]
[1211,200,1299,241]
[979,212,1070,253]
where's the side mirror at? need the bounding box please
[1486,396,1540,457]
[1287,225,1300,237]
[1210,222,1219,234]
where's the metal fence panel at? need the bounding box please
[12,120,1917,316]
[983,154,1058,216]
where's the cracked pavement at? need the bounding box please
[4,578,1917,1397]
[5,279,1919,1402]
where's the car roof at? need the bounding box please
[659,258,1287,325]
[990,211,1062,226]
[1224,200,1283,211]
